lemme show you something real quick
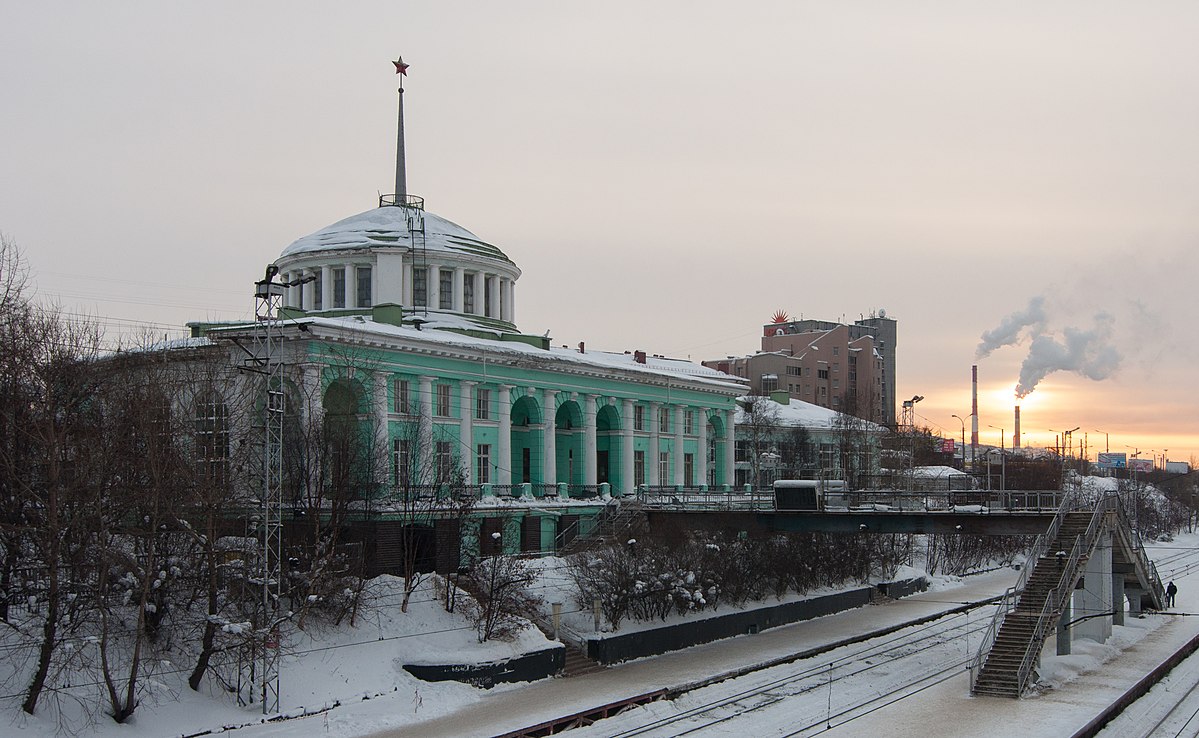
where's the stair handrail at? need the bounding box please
[1014,495,1112,694]
[1016,531,1086,693]
[970,528,1049,690]
[968,584,1018,689]
[1112,498,1166,607]
[1017,584,1059,693]
[970,491,1081,691]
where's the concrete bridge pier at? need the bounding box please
[1127,588,1144,617]
[1057,596,1072,655]
[1112,574,1126,627]
[1074,530,1113,644]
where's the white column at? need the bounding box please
[418,376,434,482]
[724,409,736,487]
[697,410,709,487]
[373,371,390,457]
[543,389,558,485]
[321,265,332,311]
[453,266,465,313]
[507,280,516,325]
[302,269,315,311]
[345,263,357,308]
[460,381,476,485]
[583,394,597,487]
[649,402,661,486]
[497,384,513,487]
[673,405,685,486]
[428,263,440,310]
[487,274,500,318]
[470,271,482,314]
[401,259,412,306]
[298,363,321,427]
[621,398,635,495]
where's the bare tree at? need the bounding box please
[738,394,781,488]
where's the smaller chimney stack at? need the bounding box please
[1014,406,1021,449]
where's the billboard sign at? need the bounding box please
[1096,452,1127,469]
[942,439,956,454]
[1129,458,1154,473]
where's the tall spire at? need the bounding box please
[393,56,409,199]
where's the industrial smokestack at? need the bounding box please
[971,365,979,466]
[1014,405,1021,449]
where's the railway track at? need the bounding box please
[584,605,999,738]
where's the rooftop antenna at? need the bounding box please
[393,56,409,199]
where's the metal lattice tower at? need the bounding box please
[252,267,286,714]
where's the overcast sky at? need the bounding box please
[2,2,1197,463]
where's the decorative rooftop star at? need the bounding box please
[393,57,409,75]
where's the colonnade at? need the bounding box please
[280,259,516,322]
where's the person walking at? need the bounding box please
[1167,581,1178,608]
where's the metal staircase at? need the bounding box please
[970,493,1164,697]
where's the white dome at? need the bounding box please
[279,205,516,269]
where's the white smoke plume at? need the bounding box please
[975,296,1047,360]
[1014,313,1121,398]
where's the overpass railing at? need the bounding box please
[970,488,1085,691]
[636,486,1064,513]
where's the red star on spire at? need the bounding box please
[393,57,409,76]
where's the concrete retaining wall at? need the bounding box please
[402,645,565,688]
[585,577,928,665]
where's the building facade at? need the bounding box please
[705,314,895,427]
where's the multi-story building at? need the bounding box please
[705,313,896,427]
[181,66,743,571]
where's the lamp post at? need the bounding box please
[988,425,1005,492]
[902,395,924,491]
[1095,429,1109,454]
[951,414,967,471]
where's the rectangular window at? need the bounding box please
[356,266,372,308]
[435,384,451,417]
[464,273,475,313]
[436,441,453,482]
[439,269,453,310]
[659,407,670,434]
[484,277,493,317]
[393,379,410,414]
[761,374,778,393]
[659,451,670,484]
[392,438,410,485]
[313,276,323,310]
[818,368,830,380]
[684,453,695,486]
[195,396,229,484]
[634,405,645,431]
[332,267,346,309]
[477,444,491,484]
[684,410,695,436]
[633,450,646,486]
[476,387,491,419]
[413,267,428,307]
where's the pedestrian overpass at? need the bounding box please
[632,486,1164,698]
[636,487,1065,536]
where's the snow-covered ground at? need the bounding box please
[7,488,1193,737]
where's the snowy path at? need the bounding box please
[354,571,1019,738]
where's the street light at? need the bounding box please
[951,414,967,471]
[1095,429,1109,454]
[988,425,1006,492]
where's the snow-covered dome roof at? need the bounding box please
[279,205,515,266]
